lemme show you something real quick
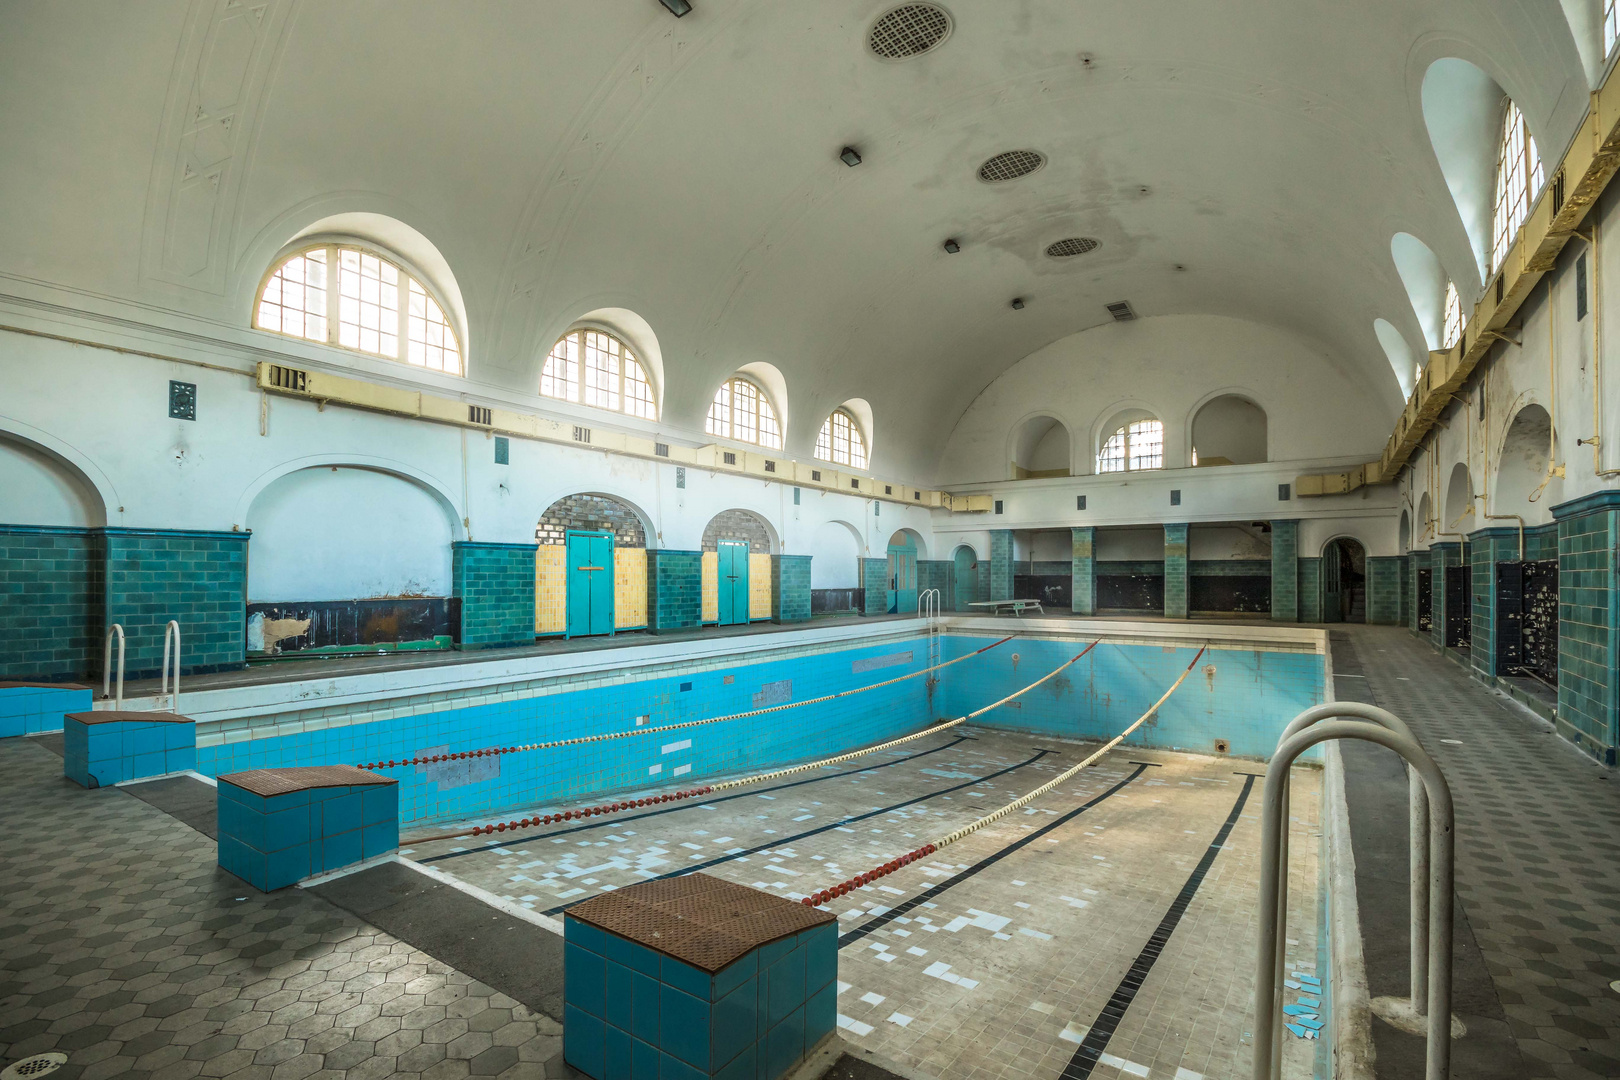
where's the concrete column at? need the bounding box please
[1163,523,1189,619]
[1429,541,1461,651]
[989,530,1014,601]
[1552,491,1620,763]
[1270,520,1299,621]
[1070,527,1096,616]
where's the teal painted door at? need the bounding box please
[566,531,615,637]
[952,547,977,611]
[888,536,918,614]
[717,541,749,625]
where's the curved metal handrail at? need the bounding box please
[918,588,942,670]
[1255,719,1455,1080]
[102,623,125,709]
[159,620,181,713]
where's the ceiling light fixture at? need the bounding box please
[658,0,691,16]
[1011,298,1025,310]
[841,146,862,167]
[943,239,960,253]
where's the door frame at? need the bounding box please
[716,539,750,626]
[565,529,616,639]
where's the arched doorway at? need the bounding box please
[887,531,918,614]
[1322,537,1367,623]
[536,493,649,638]
[952,545,978,611]
[701,509,774,626]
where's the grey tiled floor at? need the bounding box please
[1339,625,1620,1080]
[0,736,572,1080]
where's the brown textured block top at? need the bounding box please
[568,873,835,973]
[219,764,395,796]
[0,681,91,690]
[66,710,194,725]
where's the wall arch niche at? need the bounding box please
[1443,462,1476,532]
[534,493,651,638]
[1010,415,1071,478]
[952,544,980,610]
[1494,403,1561,516]
[1399,509,1411,555]
[1190,395,1267,466]
[244,466,457,656]
[0,433,106,527]
[701,510,776,626]
[1417,492,1434,544]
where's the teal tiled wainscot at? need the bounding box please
[1163,523,1189,619]
[989,530,1014,602]
[452,541,538,649]
[1271,520,1299,621]
[0,525,103,680]
[770,555,812,624]
[0,681,93,737]
[104,528,248,677]
[648,550,703,633]
[1552,491,1620,764]
[563,874,836,1080]
[1071,527,1096,616]
[217,765,399,891]
[64,710,195,788]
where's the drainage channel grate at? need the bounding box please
[2,1054,69,1080]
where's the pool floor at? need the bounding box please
[406,727,1324,1080]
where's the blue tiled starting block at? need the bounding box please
[1,681,93,738]
[563,873,837,1080]
[63,710,195,788]
[217,765,399,892]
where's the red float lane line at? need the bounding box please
[798,644,1210,906]
[401,640,1099,847]
[356,634,1014,771]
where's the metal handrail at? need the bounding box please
[102,623,125,709]
[1276,703,1432,1024]
[159,620,181,713]
[917,588,941,670]
[1255,719,1455,1080]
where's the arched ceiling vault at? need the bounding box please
[0,0,1594,479]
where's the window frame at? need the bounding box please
[1490,99,1544,274]
[252,241,465,376]
[1096,417,1165,473]
[705,376,783,451]
[1441,280,1462,350]
[540,327,658,420]
[1606,0,1618,59]
[814,408,870,470]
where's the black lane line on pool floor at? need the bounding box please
[836,761,1156,948]
[1059,773,1258,1080]
[536,747,1057,917]
[416,735,975,864]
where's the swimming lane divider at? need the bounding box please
[534,747,1056,918]
[403,641,1097,845]
[410,734,972,859]
[835,761,1156,947]
[356,634,1015,771]
[800,644,1206,907]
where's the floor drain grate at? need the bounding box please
[2,1054,68,1079]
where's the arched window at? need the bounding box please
[706,377,782,450]
[1441,280,1462,349]
[540,329,657,419]
[254,244,463,374]
[1491,100,1544,273]
[1607,1,1618,57]
[1097,417,1164,473]
[815,409,869,470]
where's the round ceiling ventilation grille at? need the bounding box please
[978,150,1045,183]
[1045,237,1100,257]
[869,4,953,60]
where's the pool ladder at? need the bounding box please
[1253,703,1455,1080]
[100,619,182,713]
[917,588,941,673]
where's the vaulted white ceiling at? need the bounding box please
[0,0,1597,479]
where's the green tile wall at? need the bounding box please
[771,554,812,624]
[103,528,248,677]
[989,530,1014,601]
[1430,542,1462,652]
[1071,527,1095,616]
[646,549,702,633]
[451,541,537,650]
[1553,492,1620,763]
[861,557,890,615]
[917,560,951,612]
[1366,556,1403,625]
[1297,557,1323,623]
[1468,529,1520,679]
[1163,523,1189,619]
[1408,549,1430,633]
[1271,520,1299,621]
[0,525,102,680]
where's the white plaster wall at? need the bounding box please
[0,436,104,527]
[1095,527,1166,561]
[246,466,456,602]
[938,315,1389,485]
[805,520,860,589]
[1188,524,1272,560]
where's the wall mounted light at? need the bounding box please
[1010,297,1025,310]
[943,239,960,253]
[659,0,692,16]
[841,146,862,167]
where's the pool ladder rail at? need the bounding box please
[100,619,183,713]
[917,587,941,684]
[1253,703,1456,1080]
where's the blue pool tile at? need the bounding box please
[606,1023,632,1080]
[658,984,710,1070]
[710,952,755,1002]
[658,1051,704,1080]
[804,981,835,1049]
[764,946,805,1027]
[763,1004,804,1080]
[660,955,710,1001]
[320,828,361,874]
[630,1036,659,1080]
[713,1043,753,1080]
[567,941,606,1018]
[565,1004,606,1078]
[604,931,661,976]
[566,916,607,954]
[710,975,756,1070]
